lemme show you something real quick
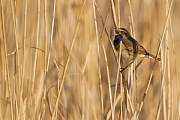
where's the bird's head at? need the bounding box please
[113,28,129,47]
[115,28,130,37]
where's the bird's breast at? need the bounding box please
[115,43,134,60]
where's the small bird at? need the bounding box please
[113,28,160,71]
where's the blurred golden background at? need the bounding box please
[0,0,179,119]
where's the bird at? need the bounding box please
[113,28,160,71]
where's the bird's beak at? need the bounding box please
[115,29,122,34]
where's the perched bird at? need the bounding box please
[114,28,160,61]
[113,28,160,71]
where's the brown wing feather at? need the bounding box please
[122,38,134,52]
[121,36,139,60]
[137,44,148,57]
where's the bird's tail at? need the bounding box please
[148,53,161,61]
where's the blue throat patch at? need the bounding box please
[115,34,122,40]
[113,34,122,46]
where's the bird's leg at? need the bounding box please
[135,58,144,70]
[120,60,134,72]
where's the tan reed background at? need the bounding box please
[0,0,179,119]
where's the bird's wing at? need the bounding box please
[122,38,134,52]
[137,44,148,56]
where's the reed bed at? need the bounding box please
[0,0,179,119]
